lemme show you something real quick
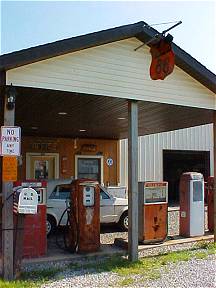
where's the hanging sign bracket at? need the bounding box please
[134,21,182,51]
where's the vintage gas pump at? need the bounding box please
[14,180,47,204]
[138,181,168,244]
[13,180,47,258]
[69,179,100,253]
[179,172,205,237]
[207,176,214,232]
[12,185,39,277]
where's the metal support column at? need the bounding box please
[213,111,216,242]
[128,100,138,261]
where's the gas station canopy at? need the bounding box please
[14,86,213,139]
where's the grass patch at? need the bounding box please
[157,250,192,264]
[193,241,216,256]
[194,241,216,251]
[0,267,63,288]
[21,267,62,281]
[21,268,63,281]
[119,277,134,286]
[206,242,216,254]
[0,279,39,288]
[194,251,208,259]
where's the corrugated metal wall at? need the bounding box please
[120,124,213,186]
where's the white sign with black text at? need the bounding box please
[0,126,21,156]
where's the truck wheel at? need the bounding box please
[46,215,56,236]
[119,211,128,231]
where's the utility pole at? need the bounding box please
[1,72,15,280]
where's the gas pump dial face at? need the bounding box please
[144,185,167,203]
[83,186,95,206]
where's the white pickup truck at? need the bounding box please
[46,180,128,236]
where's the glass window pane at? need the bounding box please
[193,181,203,202]
[78,158,100,182]
[49,185,70,199]
[100,190,110,199]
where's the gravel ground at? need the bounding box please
[41,269,122,288]
[23,208,214,288]
[40,253,215,288]
[145,254,216,288]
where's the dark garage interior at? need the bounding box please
[163,150,210,203]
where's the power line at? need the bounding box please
[145,20,181,27]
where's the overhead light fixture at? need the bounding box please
[58,112,67,115]
[31,126,38,130]
[79,129,86,132]
[6,83,17,110]
[74,138,78,149]
[117,117,126,120]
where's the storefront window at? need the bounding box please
[78,158,101,182]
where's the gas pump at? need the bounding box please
[138,181,168,244]
[68,179,100,253]
[179,172,205,237]
[14,180,47,204]
[207,176,214,232]
[12,185,39,278]
[13,180,47,258]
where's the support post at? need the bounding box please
[128,100,138,261]
[213,111,216,242]
[1,74,15,280]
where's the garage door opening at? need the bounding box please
[163,150,210,204]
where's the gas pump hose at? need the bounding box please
[55,207,78,253]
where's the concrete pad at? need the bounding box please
[23,244,126,265]
[114,233,214,251]
[23,233,214,265]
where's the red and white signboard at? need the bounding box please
[0,126,21,156]
[150,39,175,80]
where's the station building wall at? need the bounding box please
[20,136,119,186]
[119,124,213,187]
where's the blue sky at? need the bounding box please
[1,1,216,73]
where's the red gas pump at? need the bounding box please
[13,180,47,258]
[207,176,214,232]
[68,179,100,253]
[138,181,168,244]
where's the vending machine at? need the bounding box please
[69,179,100,253]
[179,172,205,237]
[138,181,168,244]
[207,176,214,232]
